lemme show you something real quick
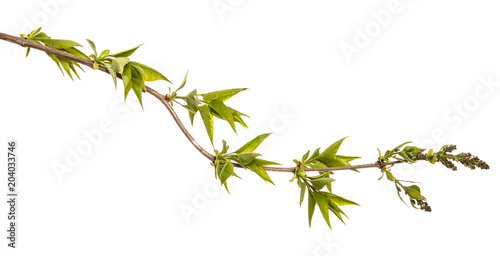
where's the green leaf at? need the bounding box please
[110,57,130,73]
[131,61,171,83]
[316,137,348,163]
[298,179,306,206]
[198,105,214,144]
[228,107,249,128]
[86,39,97,56]
[393,141,412,151]
[109,44,143,58]
[386,171,395,182]
[220,162,234,186]
[59,58,74,80]
[326,199,346,224]
[235,152,261,165]
[398,151,415,163]
[324,193,359,206]
[312,192,332,229]
[301,150,310,163]
[130,65,146,108]
[404,185,426,200]
[246,159,276,185]
[208,99,236,133]
[174,70,189,93]
[104,63,117,88]
[308,148,321,162]
[32,32,49,40]
[99,49,110,59]
[199,88,248,103]
[310,178,335,191]
[47,54,63,75]
[64,47,88,59]
[122,63,133,100]
[29,27,42,38]
[186,89,201,105]
[43,39,82,49]
[322,155,361,168]
[234,133,271,154]
[308,190,316,227]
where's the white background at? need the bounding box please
[1,0,499,255]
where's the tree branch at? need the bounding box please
[0,31,400,173]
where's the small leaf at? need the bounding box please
[199,88,248,103]
[65,47,88,59]
[86,39,97,55]
[386,171,395,182]
[310,178,335,191]
[109,44,143,58]
[404,185,426,200]
[220,162,234,185]
[208,99,236,133]
[308,190,316,227]
[198,105,214,144]
[104,63,117,88]
[122,63,133,100]
[130,65,146,108]
[235,152,261,165]
[301,150,310,163]
[298,179,306,206]
[234,133,271,154]
[29,27,42,38]
[99,49,110,59]
[312,192,332,229]
[324,193,359,206]
[47,54,63,75]
[131,61,171,83]
[316,137,348,163]
[43,39,82,49]
[174,70,189,93]
[110,57,130,73]
[246,159,277,185]
[59,58,74,80]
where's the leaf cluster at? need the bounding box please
[168,76,249,144]
[212,134,280,192]
[21,27,86,80]
[293,137,360,228]
[22,27,171,108]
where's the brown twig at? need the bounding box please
[0,31,402,173]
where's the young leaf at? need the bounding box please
[109,44,143,58]
[220,162,234,186]
[199,88,248,103]
[122,63,133,100]
[174,70,189,93]
[43,39,82,49]
[198,105,214,144]
[130,65,146,108]
[316,137,348,163]
[403,185,426,200]
[59,58,74,80]
[324,193,359,206]
[308,190,316,227]
[86,39,97,56]
[99,49,110,59]
[131,61,171,83]
[235,152,261,165]
[103,63,117,88]
[312,192,332,229]
[246,159,277,185]
[299,179,306,206]
[208,99,236,133]
[234,133,271,154]
[310,178,335,191]
[110,57,130,73]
